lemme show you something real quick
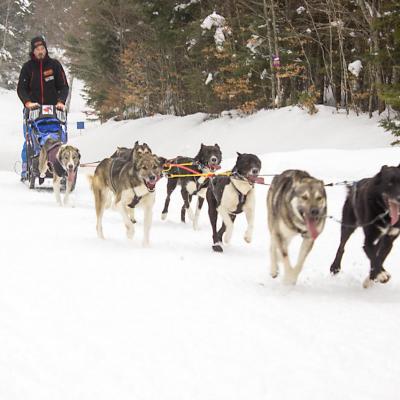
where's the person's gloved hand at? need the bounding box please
[25,101,40,110]
[56,102,66,111]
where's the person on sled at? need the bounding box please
[17,36,69,181]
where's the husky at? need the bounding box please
[206,152,262,252]
[267,170,327,285]
[38,138,81,206]
[110,142,152,162]
[108,142,154,225]
[90,142,164,246]
[162,143,222,230]
[330,165,400,288]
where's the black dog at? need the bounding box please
[330,165,400,288]
[207,152,262,252]
[162,143,222,228]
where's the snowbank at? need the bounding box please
[66,105,394,167]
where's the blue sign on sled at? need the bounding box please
[77,121,85,130]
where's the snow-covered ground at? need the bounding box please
[1,83,400,399]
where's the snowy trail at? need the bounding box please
[2,148,400,399]
[1,83,400,399]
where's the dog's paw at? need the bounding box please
[193,220,199,231]
[142,240,150,248]
[39,173,46,179]
[282,273,298,285]
[244,233,252,243]
[376,270,391,284]
[212,242,223,253]
[125,225,135,240]
[161,212,167,221]
[270,270,279,279]
[362,277,373,289]
[330,264,341,275]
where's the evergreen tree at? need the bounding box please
[0,0,32,89]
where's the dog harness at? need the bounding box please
[230,182,248,214]
[46,142,67,177]
[127,195,142,209]
[209,174,251,215]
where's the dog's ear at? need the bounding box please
[134,140,139,148]
[201,143,205,148]
[157,156,167,167]
[236,152,242,157]
[375,166,388,184]
[215,143,220,149]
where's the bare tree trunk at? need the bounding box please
[1,0,11,49]
[269,0,282,107]
[0,0,12,69]
[358,0,384,115]
[263,0,276,108]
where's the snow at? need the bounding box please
[201,12,226,31]
[296,6,306,14]
[174,0,200,12]
[0,47,12,60]
[330,20,344,28]
[205,72,213,85]
[1,82,400,399]
[323,84,336,106]
[246,35,264,54]
[348,60,363,77]
[186,38,197,51]
[260,68,268,80]
[201,12,230,50]
[214,27,226,49]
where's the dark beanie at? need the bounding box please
[30,36,47,52]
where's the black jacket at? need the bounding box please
[17,55,69,106]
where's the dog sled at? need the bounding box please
[24,104,74,190]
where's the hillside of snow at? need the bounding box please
[1,84,400,400]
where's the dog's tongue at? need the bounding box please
[67,169,76,184]
[248,176,264,184]
[146,176,161,190]
[389,200,399,226]
[304,215,319,240]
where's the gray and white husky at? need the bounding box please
[267,169,327,284]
